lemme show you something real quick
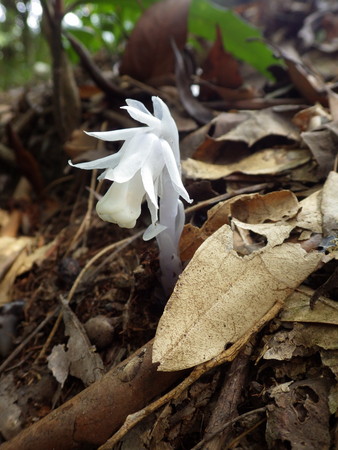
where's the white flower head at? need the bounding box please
[69,96,192,241]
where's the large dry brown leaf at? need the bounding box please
[182,148,311,180]
[153,225,321,371]
[119,0,191,81]
[215,108,300,146]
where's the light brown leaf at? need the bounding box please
[230,190,300,223]
[182,148,311,180]
[0,238,56,305]
[321,171,338,236]
[296,189,323,233]
[281,286,338,325]
[215,108,300,146]
[153,225,321,371]
[180,191,301,261]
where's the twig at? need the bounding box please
[226,417,266,449]
[66,169,97,254]
[36,232,143,360]
[191,408,266,450]
[202,340,256,449]
[0,307,59,374]
[98,300,283,449]
[65,31,125,98]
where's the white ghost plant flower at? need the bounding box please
[69,96,192,294]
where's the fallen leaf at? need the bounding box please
[180,112,249,160]
[0,237,59,305]
[321,171,338,236]
[172,39,214,124]
[153,225,321,371]
[281,286,338,325]
[328,87,338,121]
[299,6,338,53]
[47,344,69,388]
[292,104,331,131]
[278,47,328,104]
[232,218,295,248]
[119,0,191,81]
[181,190,301,261]
[263,323,338,361]
[266,379,331,449]
[215,108,300,147]
[302,125,338,178]
[0,236,32,281]
[230,190,300,224]
[199,25,243,101]
[296,190,323,233]
[0,374,22,440]
[48,299,104,387]
[182,148,311,180]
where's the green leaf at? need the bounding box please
[189,0,281,78]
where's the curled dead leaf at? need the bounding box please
[182,148,311,180]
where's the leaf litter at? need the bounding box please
[1,0,338,449]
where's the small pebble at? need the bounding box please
[84,316,114,349]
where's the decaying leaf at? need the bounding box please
[281,286,338,325]
[153,224,321,371]
[263,322,338,361]
[0,238,56,305]
[0,374,22,440]
[182,148,311,180]
[47,344,70,388]
[48,299,104,387]
[266,379,331,449]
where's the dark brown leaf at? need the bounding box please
[120,0,191,82]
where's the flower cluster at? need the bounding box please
[69,96,192,293]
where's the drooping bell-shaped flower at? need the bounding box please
[69,96,192,294]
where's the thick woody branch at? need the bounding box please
[1,341,185,450]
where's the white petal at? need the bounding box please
[122,105,160,128]
[140,144,164,207]
[175,200,185,243]
[125,99,152,115]
[85,128,142,141]
[142,164,158,209]
[143,223,167,241]
[160,140,192,203]
[112,133,155,183]
[96,174,145,228]
[69,152,120,170]
[152,97,180,162]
